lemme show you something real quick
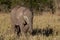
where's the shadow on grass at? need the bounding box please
[14,25,55,37]
[32,28,53,37]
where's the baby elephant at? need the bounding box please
[10,6,33,36]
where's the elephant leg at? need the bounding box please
[23,16,33,34]
[28,23,32,34]
[26,18,32,34]
[23,25,29,33]
[25,20,32,34]
[15,25,21,36]
[19,24,25,35]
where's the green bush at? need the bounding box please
[0,0,55,13]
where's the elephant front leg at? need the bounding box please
[28,23,33,34]
[20,24,25,35]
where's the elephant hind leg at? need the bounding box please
[15,25,21,36]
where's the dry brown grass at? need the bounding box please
[0,12,60,40]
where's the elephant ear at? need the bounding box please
[23,16,29,24]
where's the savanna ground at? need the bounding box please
[0,11,60,40]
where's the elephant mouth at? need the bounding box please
[24,20,27,26]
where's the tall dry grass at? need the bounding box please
[0,12,60,40]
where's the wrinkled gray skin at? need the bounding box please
[10,6,33,35]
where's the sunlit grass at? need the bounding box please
[0,12,60,40]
